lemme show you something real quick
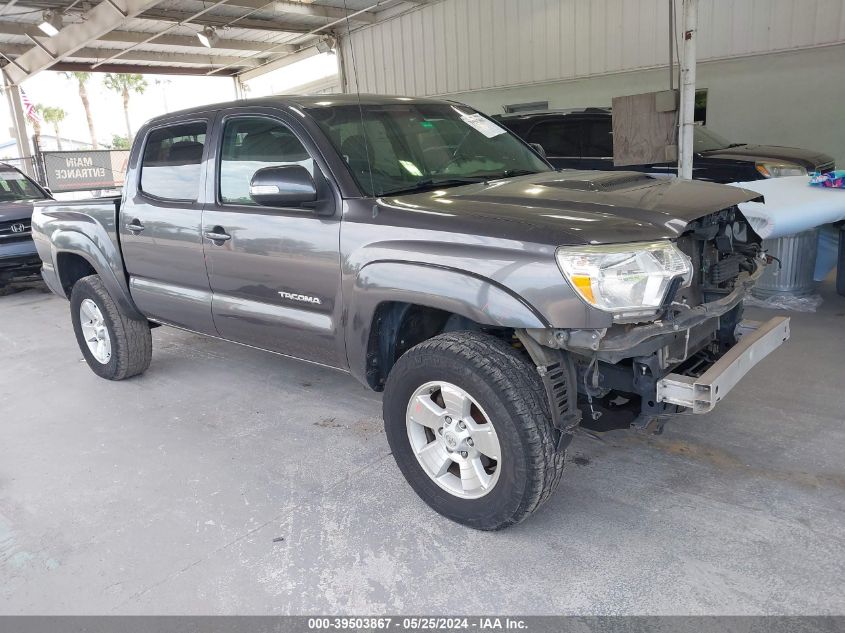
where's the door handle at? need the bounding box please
[126,219,145,233]
[204,228,231,243]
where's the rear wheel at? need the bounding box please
[70,275,152,380]
[383,331,566,530]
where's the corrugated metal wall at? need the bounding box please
[340,0,845,96]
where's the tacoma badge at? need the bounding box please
[278,291,322,305]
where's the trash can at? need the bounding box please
[753,228,819,298]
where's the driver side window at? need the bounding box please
[219,117,314,206]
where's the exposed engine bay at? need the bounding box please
[676,206,764,307]
[558,207,768,432]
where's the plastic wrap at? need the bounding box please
[727,176,845,239]
[745,293,823,312]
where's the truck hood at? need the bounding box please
[700,144,835,170]
[0,201,35,223]
[384,170,762,245]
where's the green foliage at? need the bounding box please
[110,134,131,149]
[40,106,67,125]
[103,73,148,95]
[62,71,92,84]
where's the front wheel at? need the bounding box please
[383,331,566,530]
[70,275,152,380]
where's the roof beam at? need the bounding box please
[0,22,295,53]
[224,0,376,23]
[237,46,319,82]
[1,43,266,67]
[3,0,164,85]
[137,8,312,33]
[97,30,295,53]
[0,1,19,18]
[50,61,239,76]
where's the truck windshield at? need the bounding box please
[0,168,45,202]
[308,103,550,196]
[693,126,734,152]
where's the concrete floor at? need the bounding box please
[1,279,843,615]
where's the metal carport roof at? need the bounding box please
[0,0,431,82]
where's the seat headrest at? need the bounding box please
[240,131,309,161]
[341,134,372,165]
[167,141,203,164]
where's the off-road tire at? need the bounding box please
[70,275,152,380]
[383,331,566,530]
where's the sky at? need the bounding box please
[1,52,339,155]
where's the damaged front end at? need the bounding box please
[525,206,790,432]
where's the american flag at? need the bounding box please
[20,88,41,124]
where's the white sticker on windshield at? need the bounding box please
[460,113,506,138]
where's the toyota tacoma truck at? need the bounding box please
[32,95,790,530]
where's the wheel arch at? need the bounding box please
[50,230,144,320]
[346,261,548,389]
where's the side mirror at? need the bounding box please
[249,165,317,208]
[529,143,547,158]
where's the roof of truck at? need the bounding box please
[145,94,455,126]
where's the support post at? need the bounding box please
[335,37,348,94]
[232,75,245,100]
[677,0,697,180]
[668,0,674,91]
[2,72,34,177]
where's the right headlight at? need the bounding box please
[755,161,807,178]
[556,241,693,321]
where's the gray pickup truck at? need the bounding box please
[32,95,790,530]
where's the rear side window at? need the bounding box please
[582,120,613,157]
[527,120,581,157]
[140,122,207,200]
[219,117,314,206]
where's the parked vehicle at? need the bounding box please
[32,96,790,529]
[0,162,51,289]
[493,109,835,183]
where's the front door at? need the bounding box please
[119,118,216,334]
[202,112,343,368]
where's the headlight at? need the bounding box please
[556,241,693,320]
[755,162,807,178]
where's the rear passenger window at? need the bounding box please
[140,122,207,200]
[219,117,314,206]
[582,120,613,157]
[527,121,581,157]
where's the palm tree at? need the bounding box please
[63,72,98,149]
[103,73,148,140]
[41,106,67,150]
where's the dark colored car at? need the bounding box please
[493,109,835,183]
[32,96,790,530]
[0,162,51,289]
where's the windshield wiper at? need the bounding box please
[381,177,488,196]
[499,169,540,178]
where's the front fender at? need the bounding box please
[50,229,144,320]
[346,261,548,385]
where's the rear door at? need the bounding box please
[202,109,344,368]
[574,117,615,171]
[119,117,216,333]
[525,119,584,169]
